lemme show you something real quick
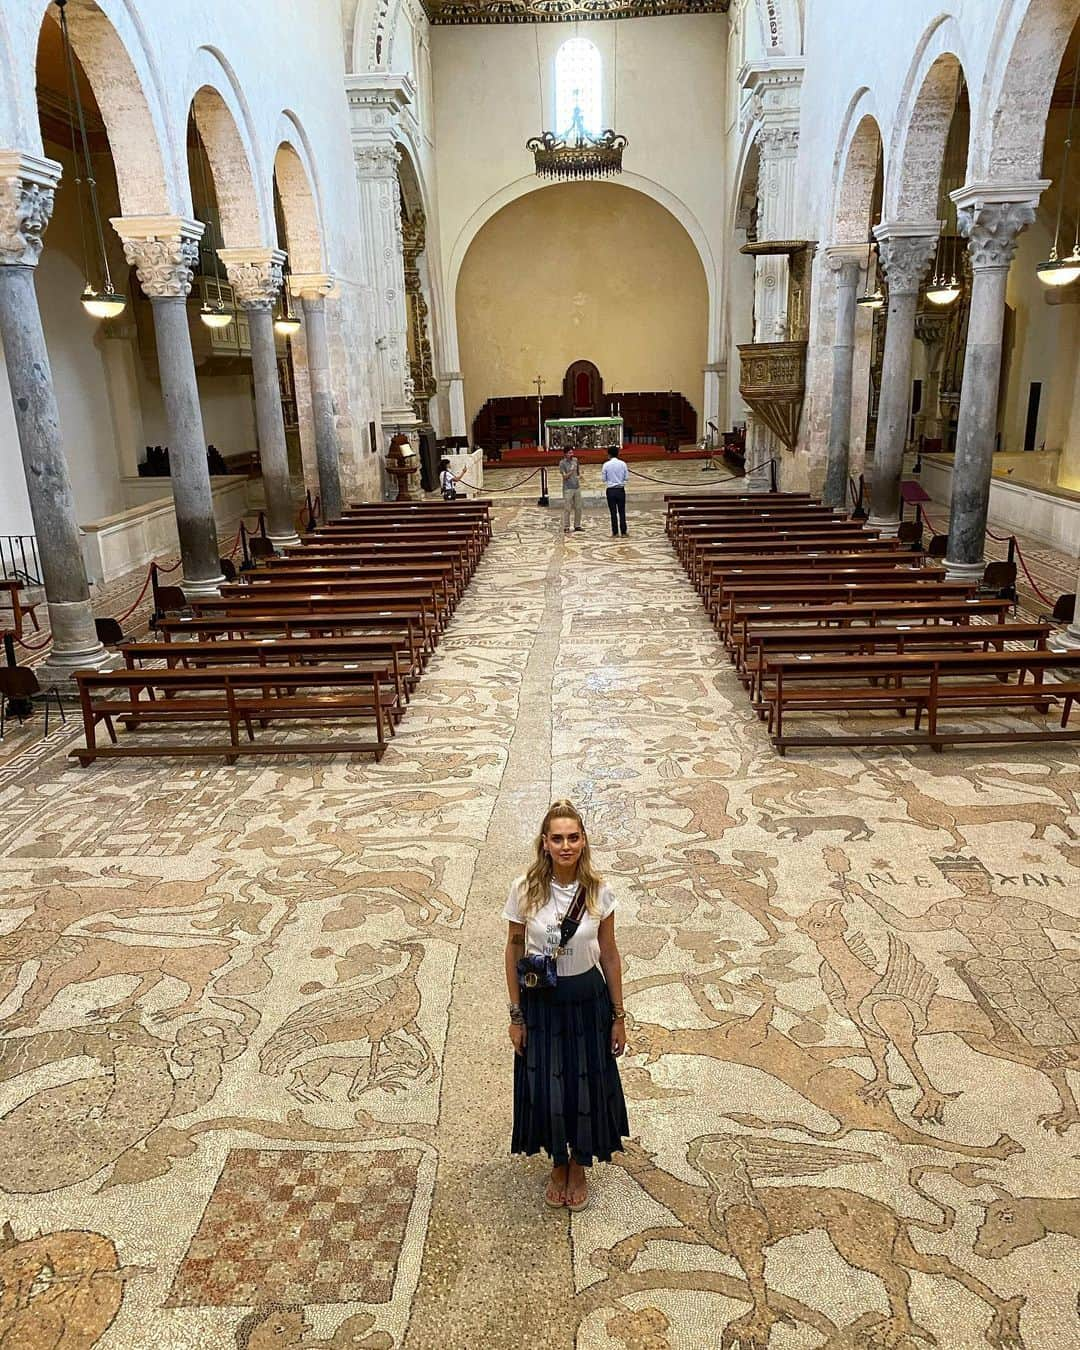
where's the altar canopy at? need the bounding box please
[544,417,624,451]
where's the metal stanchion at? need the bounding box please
[537,466,549,507]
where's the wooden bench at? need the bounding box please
[190,592,440,652]
[310,523,484,567]
[699,551,926,600]
[743,621,1051,705]
[717,580,977,642]
[260,559,465,601]
[222,574,454,629]
[120,636,412,710]
[157,613,425,681]
[727,598,1012,660]
[72,665,398,765]
[764,648,1080,753]
[342,500,493,543]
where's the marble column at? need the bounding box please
[219,247,300,547]
[745,414,774,492]
[944,186,1045,580]
[353,142,416,429]
[822,246,863,509]
[867,223,939,533]
[111,216,223,596]
[0,151,115,681]
[292,274,343,521]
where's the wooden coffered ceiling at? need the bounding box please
[424,0,729,23]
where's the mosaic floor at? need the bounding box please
[0,496,1078,1348]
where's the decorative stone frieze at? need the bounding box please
[110,216,203,298]
[0,152,61,268]
[218,247,286,309]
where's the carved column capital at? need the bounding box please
[353,143,401,180]
[950,183,1047,270]
[218,247,286,309]
[0,152,61,267]
[110,216,203,297]
[872,222,940,295]
[823,244,864,284]
[289,272,337,302]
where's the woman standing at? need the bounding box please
[504,800,629,1210]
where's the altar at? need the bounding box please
[544,417,623,452]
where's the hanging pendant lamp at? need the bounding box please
[1038,49,1080,287]
[56,0,126,320]
[191,119,235,329]
[857,232,884,308]
[274,259,301,337]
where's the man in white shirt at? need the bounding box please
[600,448,629,537]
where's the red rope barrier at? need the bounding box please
[627,464,743,487]
[14,630,52,652]
[114,565,156,624]
[156,556,182,572]
[1012,540,1056,606]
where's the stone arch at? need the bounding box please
[830,97,884,244]
[353,0,400,73]
[33,0,175,215]
[186,49,269,247]
[974,0,1080,180]
[0,7,25,149]
[272,131,324,274]
[887,26,970,221]
[446,171,719,367]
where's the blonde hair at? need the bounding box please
[520,799,603,917]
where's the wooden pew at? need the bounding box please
[222,574,454,629]
[743,621,1051,705]
[120,636,412,710]
[157,613,425,682]
[716,580,977,642]
[342,500,493,543]
[258,559,465,602]
[72,665,398,765]
[190,592,440,652]
[764,648,1080,753]
[699,551,925,600]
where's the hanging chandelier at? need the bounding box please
[191,119,234,329]
[56,0,126,320]
[925,231,961,306]
[527,107,628,181]
[274,258,301,337]
[1037,48,1080,286]
[856,231,884,308]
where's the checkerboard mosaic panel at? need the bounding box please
[168,1147,421,1307]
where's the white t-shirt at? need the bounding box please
[601,459,629,487]
[503,876,616,979]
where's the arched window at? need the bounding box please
[555,38,601,137]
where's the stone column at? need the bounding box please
[745,413,774,492]
[822,245,863,508]
[867,223,939,533]
[111,215,223,596]
[944,185,1045,580]
[346,74,418,431]
[0,151,115,681]
[219,247,299,547]
[292,274,343,521]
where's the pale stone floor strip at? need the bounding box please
[0,496,1077,1348]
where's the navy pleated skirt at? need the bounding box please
[512,966,629,1166]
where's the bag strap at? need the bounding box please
[558,885,588,948]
